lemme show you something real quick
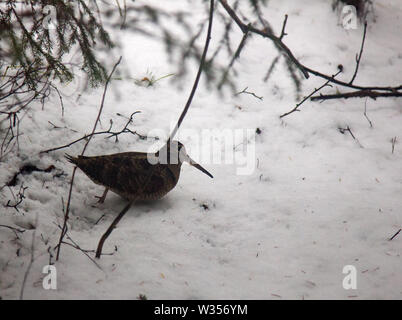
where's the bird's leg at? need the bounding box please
[95,187,109,204]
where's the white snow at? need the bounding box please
[0,0,401,299]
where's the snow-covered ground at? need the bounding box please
[1,0,401,299]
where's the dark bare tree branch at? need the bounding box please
[280,68,342,118]
[218,0,309,78]
[217,0,402,105]
[311,90,402,101]
[350,22,367,84]
[56,56,122,261]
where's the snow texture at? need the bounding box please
[0,0,401,299]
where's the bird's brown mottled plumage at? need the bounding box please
[65,152,181,201]
[65,141,212,202]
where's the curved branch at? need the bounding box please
[56,56,122,261]
[218,0,402,93]
[168,0,215,143]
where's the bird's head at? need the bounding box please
[156,140,213,178]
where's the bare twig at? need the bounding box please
[280,68,342,118]
[62,240,116,256]
[350,22,367,85]
[279,14,288,40]
[49,84,65,117]
[94,213,106,226]
[338,126,356,140]
[311,90,402,101]
[5,184,28,212]
[0,224,26,238]
[280,82,331,118]
[56,56,122,261]
[236,87,263,100]
[53,224,102,269]
[338,125,364,148]
[81,57,123,156]
[303,62,402,93]
[0,224,26,233]
[388,228,401,241]
[0,112,22,160]
[39,112,154,154]
[53,223,106,268]
[364,99,373,128]
[168,0,215,143]
[19,213,38,300]
[391,137,397,154]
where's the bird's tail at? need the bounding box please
[65,153,78,165]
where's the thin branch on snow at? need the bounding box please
[350,22,367,85]
[39,112,157,154]
[280,67,342,118]
[5,184,28,213]
[337,126,364,148]
[19,213,38,300]
[391,136,397,154]
[338,126,357,140]
[388,228,401,241]
[236,87,263,100]
[0,224,26,238]
[56,56,123,261]
[364,99,373,128]
[53,223,105,269]
[62,240,116,256]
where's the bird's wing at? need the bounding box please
[73,153,165,196]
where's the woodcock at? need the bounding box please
[65,141,213,203]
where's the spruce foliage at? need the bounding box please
[0,0,113,114]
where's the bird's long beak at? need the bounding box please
[187,157,213,178]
